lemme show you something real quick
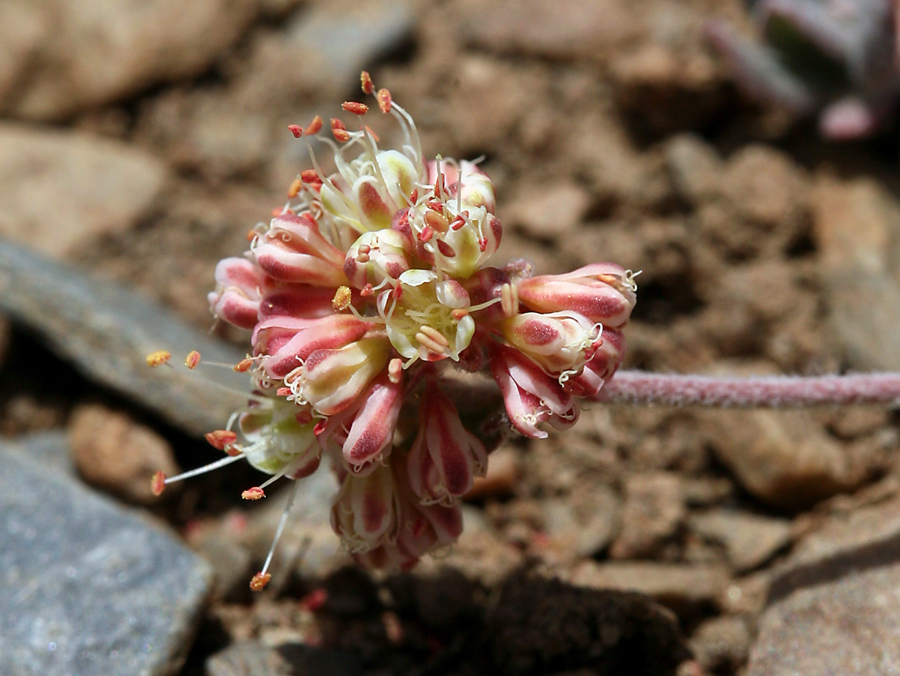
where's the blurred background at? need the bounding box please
[3,0,900,675]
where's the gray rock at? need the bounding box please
[610,472,684,560]
[0,241,247,436]
[0,125,167,259]
[8,430,74,477]
[690,509,792,573]
[2,0,260,121]
[813,175,900,370]
[0,443,211,676]
[746,496,900,675]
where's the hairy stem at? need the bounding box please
[597,371,900,407]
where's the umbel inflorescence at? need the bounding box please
[151,72,637,590]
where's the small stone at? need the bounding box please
[690,509,792,573]
[508,181,592,239]
[68,404,180,504]
[812,175,900,370]
[700,409,866,511]
[689,616,752,673]
[0,125,167,259]
[0,241,247,437]
[570,561,730,618]
[2,0,259,120]
[610,472,685,560]
[0,443,211,675]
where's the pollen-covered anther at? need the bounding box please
[450,215,466,231]
[250,572,272,591]
[246,229,257,242]
[342,101,369,115]
[287,124,303,138]
[304,115,323,136]
[388,357,403,384]
[146,350,171,367]
[377,88,392,113]
[331,118,350,142]
[184,350,201,369]
[451,308,469,320]
[205,429,238,451]
[276,387,291,397]
[418,226,434,242]
[332,286,352,311]
[424,209,450,234]
[242,487,266,500]
[151,471,166,496]
[360,283,374,297]
[288,177,303,198]
[233,358,253,373]
[361,70,375,95]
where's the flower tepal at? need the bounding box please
[154,71,637,587]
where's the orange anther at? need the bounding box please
[409,188,418,204]
[146,350,171,367]
[304,115,323,136]
[287,124,303,138]
[250,572,272,591]
[184,350,201,369]
[418,225,434,242]
[388,358,403,384]
[364,125,380,142]
[377,88,392,113]
[451,308,469,320]
[288,177,303,199]
[246,229,258,242]
[332,286,352,311]
[331,118,350,142]
[276,386,292,397]
[361,71,374,95]
[151,471,166,496]
[342,101,369,115]
[242,487,266,501]
[233,358,253,372]
[205,429,238,451]
[300,169,320,183]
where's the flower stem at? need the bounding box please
[598,371,900,408]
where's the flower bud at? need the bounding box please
[300,337,390,416]
[343,229,410,289]
[516,263,637,327]
[208,257,263,329]
[259,284,337,319]
[406,385,487,504]
[499,311,600,377]
[253,212,347,287]
[490,344,579,439]
[252,314,371,379]
[331,464,400,552]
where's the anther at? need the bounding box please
[332,286,352,311]
[205,429,238,451]
[304,115,323,136]
[233,358,253,372]
[276,386,291,397]
[151,471,166,496]
[424,209,449,233]
[388,358,403,384]
[250,572,272,591]
[437,239,456,257]
[246,229,258,242]
[146,350,171,367]
[415,331,448,356]
[451,308,469,320]
[288,177,303,198]
[360,283,374,297]
[242,487,266,500]
[361,70,374,95]
[450,215,466,231]
[342,101,369,115]
[331,118,350,142]
[418,226,434,242]
[377,88,392,113]
[300,169,320,183]
[184,350,201,369]
[287,124,303,138]
[419,325,451,348]
[364,125,380,142]
[409,188,418,204]
[313,420,327,436]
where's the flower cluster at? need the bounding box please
[154,72,636,587]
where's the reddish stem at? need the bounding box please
[597,371,900,408]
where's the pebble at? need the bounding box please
[507,181,592,239]
[569,561,730,618]
[610,472,685,560]
[68,403,180,505]
[0,125,167,259]
[690,509,792,573]
[663,133,723,207]
[0,442,211,676]
[812,174,900,370]
[0,240,247,437]
[2,0,259,120]
[700,409,866,511]
[689,616,751,674]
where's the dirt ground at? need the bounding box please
[4,0,900,674]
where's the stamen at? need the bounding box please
[342,101,369,115]
[205,429,238,450]
[288,124,303,138]
[377,88,392,113]
[184,351,201,369]
[415,331,448,356]
[162,453,245,485]
[304,115,323,136]
[331,118,351,142]
[418,324,450,347]
[242,487,266,500]
[250,572,272,591]
[233,358,254,372]
[388,358,403,383]
[361,70,375,95]
[146,350,172,367]
[151,471,166,496]
[255,479,302,590]
[288,177,303,198]
[333,286,352,311]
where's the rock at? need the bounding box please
[610,472,684,560]
[812,175,900,370]
[463,0,645,62]
[690,509,792,573]
[569,561,730,618]
[8,430,74,477]
[68,404,180,504]
[0,442,211,676]
[0,241,247,437]
[745,496,900,675]
[488,574,689,676]
[664,134,723,207]
[464,446,519,500]
[689,616,751,674]
[720,146,808,230]
[0,125,167,259]
[0,394,67,437]
[700,409,866,511]
[207,641,363,676]
[2,0,260,121]
[508,181,592,239]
